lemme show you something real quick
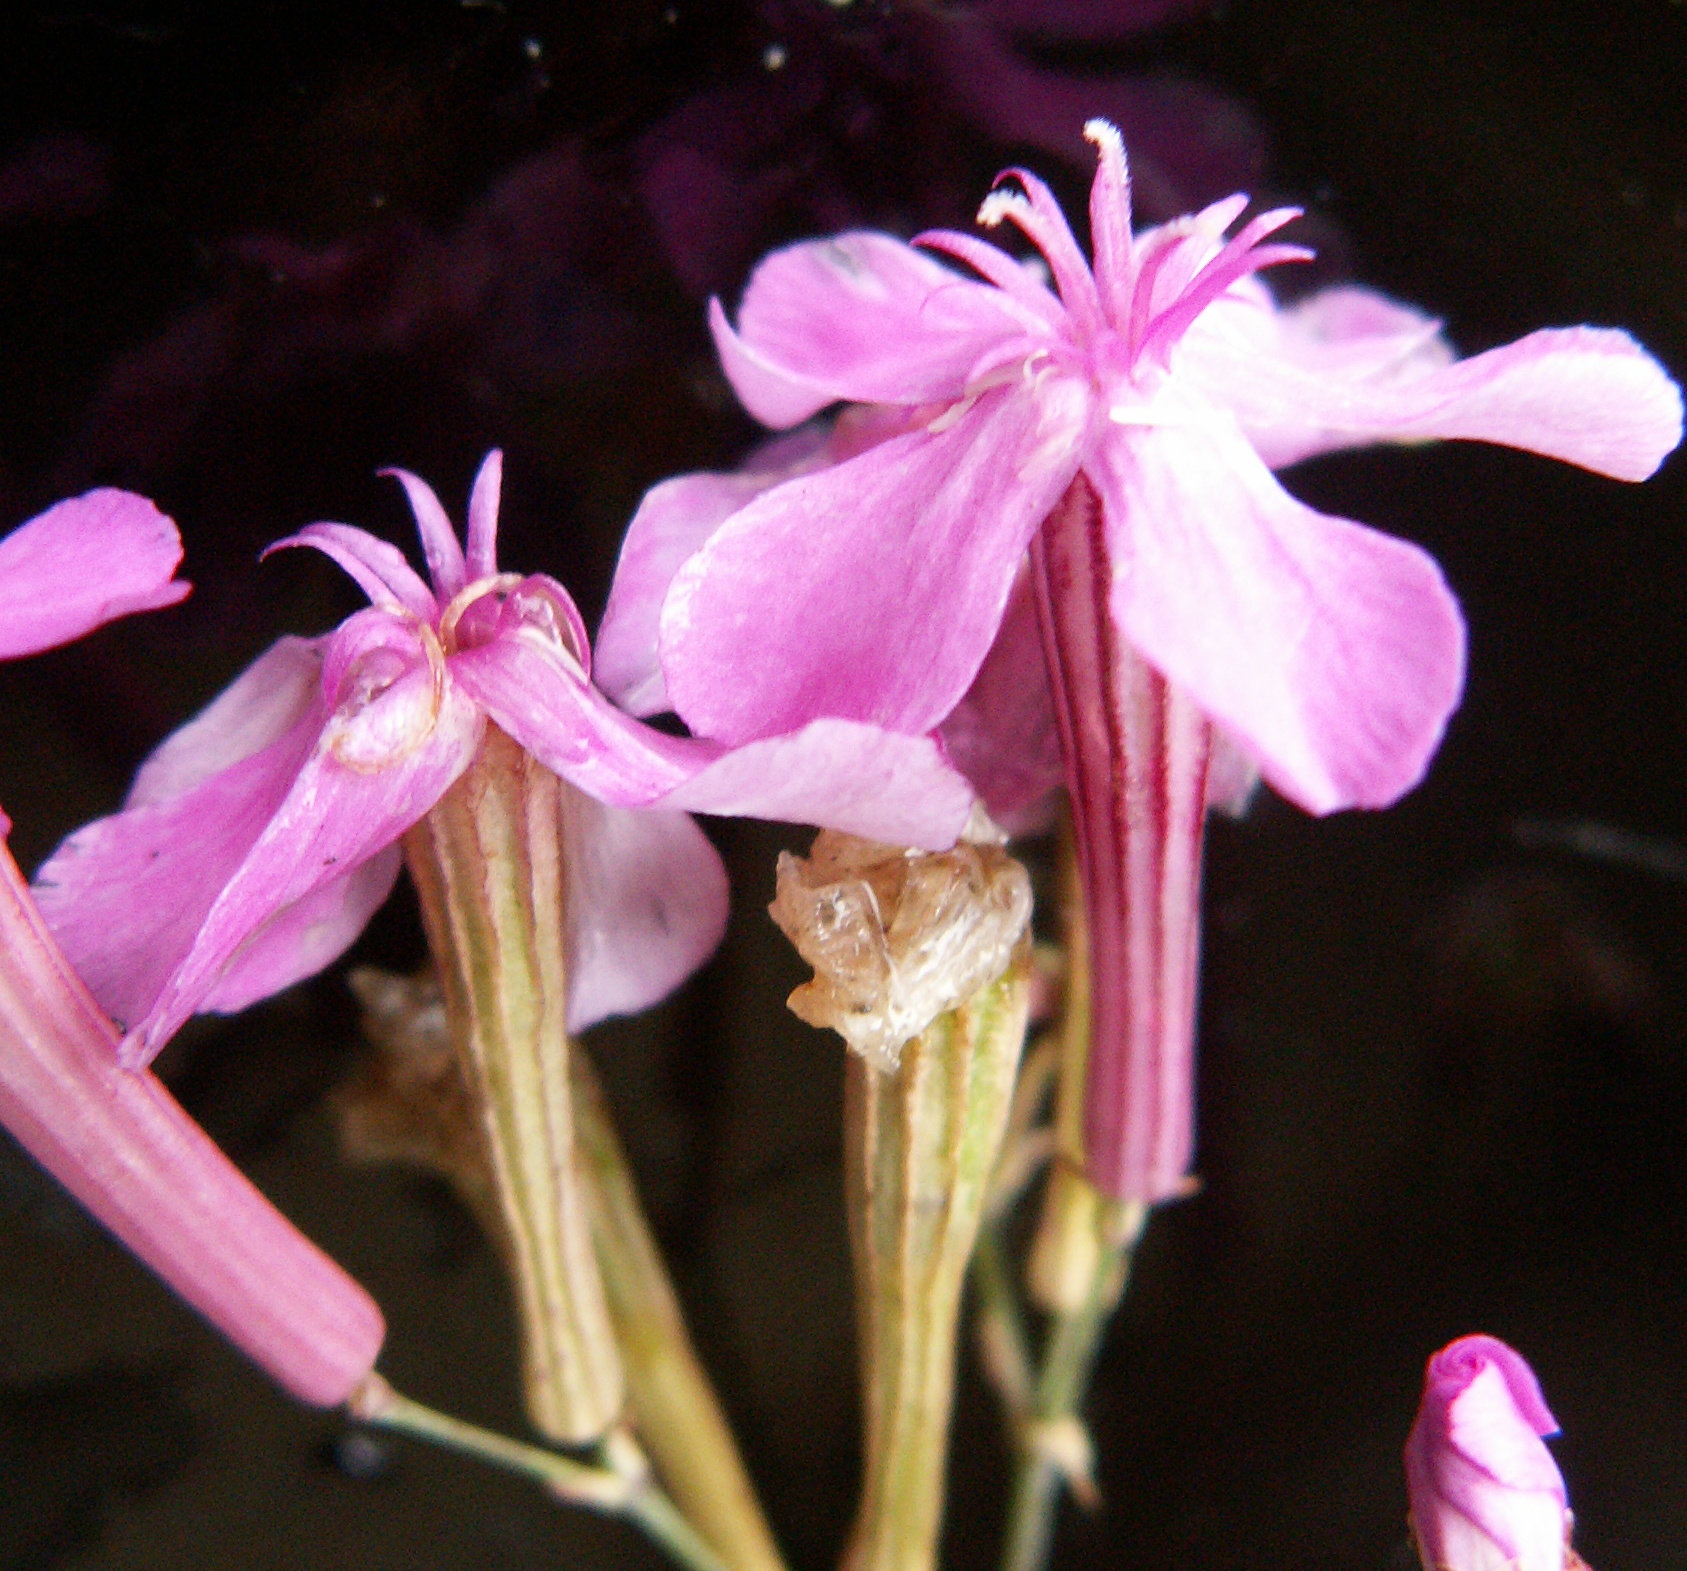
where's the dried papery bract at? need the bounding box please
[770,823,1031,1071]
[775,829,1033,1571]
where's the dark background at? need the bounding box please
[0,2,1684,1567]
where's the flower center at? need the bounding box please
[438,572,592,681]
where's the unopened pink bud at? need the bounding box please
[1405,1335,1575,1571]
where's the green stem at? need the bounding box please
[998,1204,1143,1571]
[572,1053,789,1571]
[349,1374,726,1571]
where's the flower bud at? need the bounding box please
[1405,1335,1577,1571]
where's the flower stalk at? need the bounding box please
[772,829,1032,1571]
[403,723,623,1444]
[999,811,1146,1571]
[349,1373,729,1571]
[571,1049,789,1571]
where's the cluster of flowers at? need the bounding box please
[0,123,1674,1564]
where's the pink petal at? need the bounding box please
[595,426,841,716]
[1091,413,1467,815]
[452,638,975,850]
[199,846,405,1013]
[266,522,438,618]
[659,719,976,851]
[123,675,482,1065]
[128,635,326,806]
[557,788,729,1034]
[937,563,1064,836]
[382,467,466,601]
[661,381,1096,746]
[0,837,384,1407]
[1426,1334,1559,1441]
[1448,1365,1566,1494]
[1406,1337,1571,1571]
[0,489,189,660]
[1180,290,1682,479]
[595,469,791,716]
[36,705,326,1035]
[42,624,483,1066]
[712,233,1027,427]
[464,449,503,582]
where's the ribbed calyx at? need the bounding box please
[776,830,1031,1571]
[403,724,623,1444]
[1029,475,1212,1205]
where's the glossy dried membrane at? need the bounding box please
[770,828,1031,1070]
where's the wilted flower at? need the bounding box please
[1405,1335,1579,1571]
[601,121,1681,1203]
[35,452,972,1069]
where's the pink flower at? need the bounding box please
[0,492,383,1406]
[36,452,973,1070]
[1405,1335,1576,1571]
[600,122,1681,1202]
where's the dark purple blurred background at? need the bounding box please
[0,3,1684,1568]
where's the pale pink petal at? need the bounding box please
[121,669,482,1066]
[0,490,189,659]
[595,469,789,716]
[448,636,697,803]
[0,838,384,1407]
[36,705,325,1034]
[464,449,503,582]
[128,636,327,806]
[452,639,975,850]
[1179,292,1682,479]
[937,563,1063,836]
[1091,412,1466,815]
[199,846,405,1013]
[712,233,1027,427]
[659,720,976,852]
[266,522,438,618]
[661,380,1096,746]
[557,789,729,1034]
[382,467,466,600]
